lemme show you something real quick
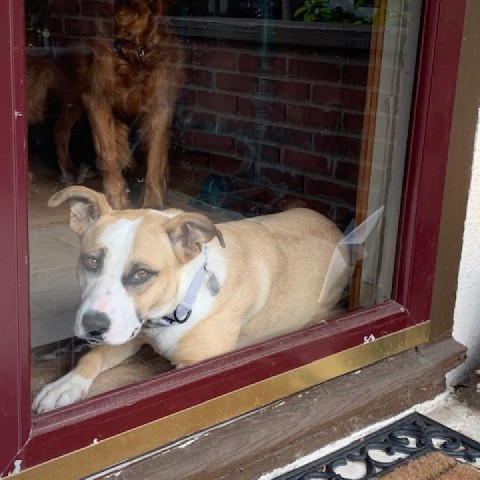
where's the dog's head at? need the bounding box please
[49,186,224,345]
[114,0,163,42]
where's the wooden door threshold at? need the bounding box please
[92,338,466,480]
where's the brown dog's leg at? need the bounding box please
[83,94,128,209]
[33,338,143,413]
[141,107,173,209]
[54,101,83,182]
[114,119,131,172]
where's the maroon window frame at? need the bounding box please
[0,0,466,474]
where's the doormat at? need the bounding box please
[274,413,480,479]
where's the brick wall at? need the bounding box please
[170,29,370,225]
[27,0,370,226]
[47,0,114,46]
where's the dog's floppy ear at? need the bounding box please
[165,212,225,263]
[48,186,112,235]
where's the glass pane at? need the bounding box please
[27,0,421,413]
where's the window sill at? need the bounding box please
[170,17,372,49]
[25,301,421,473]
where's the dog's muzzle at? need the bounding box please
[81,310,111,344]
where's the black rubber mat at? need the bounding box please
[274,412,480,479]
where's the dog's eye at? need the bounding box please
[127,268,155,286]
[81,250,105,274]
[122,266,157,287]
[83,256,98,272]
[133,269,149,282]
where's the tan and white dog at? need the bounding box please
[33,186,349,413]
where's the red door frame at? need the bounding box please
[0,0,466,474]
[0,0,30,474]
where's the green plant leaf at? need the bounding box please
[294,5,308,17]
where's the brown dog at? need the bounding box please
[32,186,349,413]
[26,53,85,180]
[26,55,63,126]
[83,0,185,209]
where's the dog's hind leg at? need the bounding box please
[83,94,128,209]
[54,100,83,183]
[33,338,143,413]
[141,106,173,209]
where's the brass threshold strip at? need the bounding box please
[14,321,430,479]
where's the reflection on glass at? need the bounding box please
[27,0,421,413]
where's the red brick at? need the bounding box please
[259,79,309,101]
[343,113,365,133]
[334,205,356,227]
[264,126,312,149]
[180,110,217,131]
[54,36,89,47]
[178,87,196,105]
[302,198,332,217]
[64,18,97,37]
[312,85,366,112]
[171,129,193,147]
[162,45,190,65]
[190,37,221,49]
[238,54,286,74]
[238,98,285,123]
[176,149,210,168]
[342,64,369,86]
[218,118,259,137]
[238,186,277,204]
[186,68,213,88]
[287,105,341,130]
[50,0,80,15]
[305,178,357,205]
[47,18,63,36]
[259,167,304,192]
[223,198,259,216]
[210,155,254,178]
[182,47,194,65]
[260,144,281,163]
[82,1,114,17]
[193,50,236,70]
[283,149,331,176]
[288,59,340,82]
[192,132,234,152]
[216,73,257,94]
[169,162,195,185]
[236,142,280,163]
[335,160,360,184]
[276,194,331,217]
[314,133,361,157]
[196,91,237,114]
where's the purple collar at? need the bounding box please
[144,251,219,328]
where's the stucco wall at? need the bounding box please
[447,108,480,385]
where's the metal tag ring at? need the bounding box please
[173,309,191,323]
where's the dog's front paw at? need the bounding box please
[33,372,92,413]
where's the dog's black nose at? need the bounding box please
[82,311,111,338]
